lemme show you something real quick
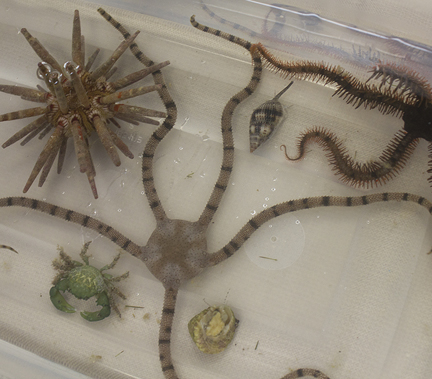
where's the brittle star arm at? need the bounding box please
[98,8,177,223]
[209,192,432,265]
[189,16,262,227]
[199,0,260,38]
[0,197,141,257]
[253,43,412,116]
[283,127,419,188]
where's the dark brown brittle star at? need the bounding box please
[254,44,432,189]
[1,8,432,379]
[0,10,169,198]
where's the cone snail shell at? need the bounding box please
[249,81,294,152]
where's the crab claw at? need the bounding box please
[49,287,76,313]
[80,291,111,322]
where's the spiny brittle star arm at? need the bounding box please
[0,197,141,257]
[98,8,177,223]
[282,127,419,188]
[189,16,263,227]
[209,192,432,265]
[254,43,412,116]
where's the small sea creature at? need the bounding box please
[0,10,169,198]
[50,241,129,322]
[188,305,238,354]
[0,245,18,253]
[250,81,293,152]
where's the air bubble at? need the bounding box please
[251,210,256,215]
[117,209,122,213]
[201,134,210,142]
[271,188,276,192]
[265,197,270,201]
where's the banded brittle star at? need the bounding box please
[0,10,169,199]
[1,7,431,379]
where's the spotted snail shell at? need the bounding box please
[249,81,294,153]
[188,305,239,354]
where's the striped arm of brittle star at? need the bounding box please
[158,288,179,379]
[199,0,259,38]
[97,7,177,223]
[0,197,141,257]
[189,17,262,227]
[209,192,432,265]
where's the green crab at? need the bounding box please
[50,242,129,322]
